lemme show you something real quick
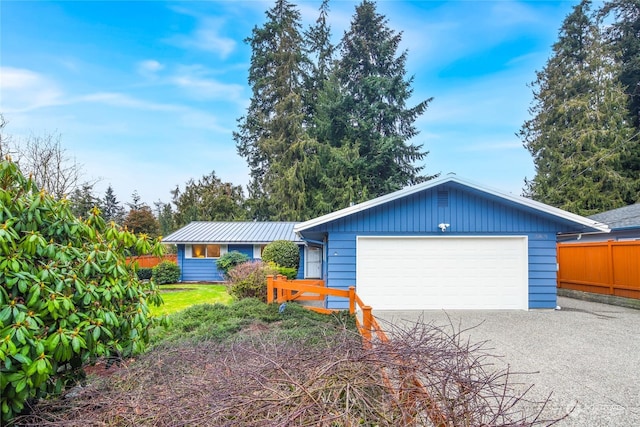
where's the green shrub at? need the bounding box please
[0,159,165,423]
[262,240,300,272]
[152,261,180,285]
[217,251,250,276]
[271,263,297,280]
[226,261,277,302]
[136,267,153,280]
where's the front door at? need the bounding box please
[306,246,322,278]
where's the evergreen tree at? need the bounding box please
[171,171,246,227]
[234,0,311,220]
[101,184,125,224]
[127,190,144,211]
[333,0,435,199]
[68,182,98,219]
[600,0,640,130]
[599,0,640,186]
[303,0,335,122]
[520,0,639,215]
[154,200,176,237]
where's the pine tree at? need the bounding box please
[600,0,640,129]
[153,200,176,237]
[599,0,640,189]
[234,0,311,220]
[334,0,435,199]
[171,171,246,227]
[520,0,639,214]
[68,182,98,219]
[101,184,125,224]
[303,0,335,123]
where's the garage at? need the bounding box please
[294,175,610,310]
[356,236,529,310]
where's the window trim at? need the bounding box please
[186,244,227,259]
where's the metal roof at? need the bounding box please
[294,175,610,234]
[589,203,640,230]
[162,221,303,244]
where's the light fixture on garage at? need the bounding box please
[438,223,450,232]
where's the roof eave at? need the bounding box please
[293,176,610,234]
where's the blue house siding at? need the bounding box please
[304,184,584,310]
[176,243,306,282]
[176,245,224,282]
[228,244,254,259]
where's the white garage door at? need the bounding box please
[356,236,528,310]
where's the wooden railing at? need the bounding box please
[557,240,640,300]
[126,254,177,268]
[266,275,446,424]
[266,275,388,345]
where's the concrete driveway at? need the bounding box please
[373,296,640,426]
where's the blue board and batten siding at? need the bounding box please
[303,183,578,309]
[176,244,305,282]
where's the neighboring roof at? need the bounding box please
[294,175,610,234]
[163,221,303,244]
[589,203,640,230]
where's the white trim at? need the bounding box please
[253,244,265,259]
[294,176,610,234]
[185,243,228,259]
[304,245,323,279]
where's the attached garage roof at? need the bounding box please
[294,175,610,234]
[163,221,303,244]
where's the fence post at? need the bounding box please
[362,305,372,347]
[348,286,356,314]
[267,275,274,304]
[607,240,615,295]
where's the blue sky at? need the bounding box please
[1,0,582,208]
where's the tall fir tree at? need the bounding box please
[303,0,335,123]
[68,182,98,219]
[171,171,246,228]
[334,0,435,199]
[520,0,639,215]
[600,0,640,130]
[101,184,125,224]
[600,0,640,186]
[234,0,311,220]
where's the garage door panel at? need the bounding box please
[356,236,528,310]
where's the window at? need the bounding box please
[253,244,268,259]
[190,244,223,258]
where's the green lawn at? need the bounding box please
[150,284,234,316]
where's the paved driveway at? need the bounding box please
[374,296,640,426]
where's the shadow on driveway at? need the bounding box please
[374,296,640,426]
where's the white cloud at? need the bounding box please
[76,92,180,112]
[137,59,165,77]
[0,67,64,112]
[165,12,236,59]
[169,65,245,102]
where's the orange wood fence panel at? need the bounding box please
[266,275,388,343]
[126,254,177,268]
[557,240,640,299]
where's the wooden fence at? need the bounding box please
[557,240,640,300]
[266,275,388,344]
[126,254,177,269]
[266,275,450,424]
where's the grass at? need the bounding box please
[150,283,234,316]
[149,298,357,346]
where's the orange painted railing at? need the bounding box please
[557,240,640,300]
[126,254,177,268]
[266,275,387,344]
[266,275,446,424]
